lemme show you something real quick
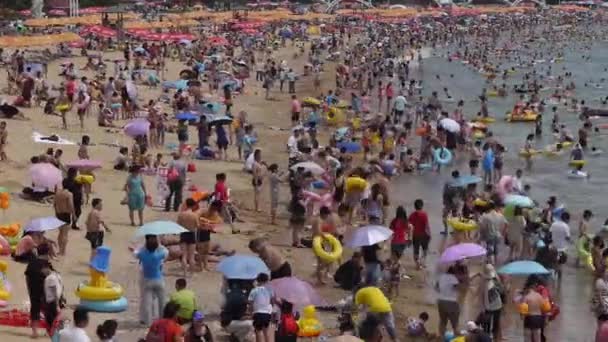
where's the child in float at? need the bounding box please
[312,206,339,285]
[523,134,535,171]
[85,198,111,262]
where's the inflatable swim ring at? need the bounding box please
[75,281,124,301]
[473,198,489,207]
[487,90,499,97]
[75,174,95,185]
[345,177,367,193]
[312,234,342,263]
[475,117,495,124]
[433,148,453,165]
[506,112,538,122]
[447,218,478,232]
[298,305,322,337]
[568,160,586,167]
[473,130,485,140]
[326,107,341,126]
[79,297,128,313]
[55,104,70,112]
[519,149,539,157]
[415,127,429,136]
[337,141,361,154]
[303,97,321,106]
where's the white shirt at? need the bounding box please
[394,95,408,111]
[437,273,459,302]
[287,135,299,158]
[550,220,571,252]
[44,272,62,303]
[248,286,273,314]
[58,326,91,342]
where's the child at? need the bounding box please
[268,164,282,225]
[276,301,298,342]
[78,135,90,159]
[383,254,401,298]
[114,147,129,171]
[248,273,274,342]
[406,312,429,338]
[78,135,94,204]
[153,153,166,169]
[85,198,111,261]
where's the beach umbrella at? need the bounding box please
[29,163,62,190]
[497,175,514,196]
[269,277,326,307]
[66,159,102,170]
[217,254,270,280]
[344,225,393,248]
[290,161,325,175]
[504,194,533,208]
[133,47,146,53]
[498,261,550,275]
[209,116,233,126]
[176,112,199,121]
[24,216,66,232]
[208,36,229,46]
[450,175,482,187]
[135,221,188,237]
[440,118,460,133]
[124,119,150,138]
[439,243,486,264]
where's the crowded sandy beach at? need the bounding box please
[2,2,608,341]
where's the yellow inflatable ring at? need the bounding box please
[75,174,95,185]
[476,117,495,123]
[303,97,321,106]
[506,112,538,122]
[569,160,586,167]
[561,141,573,148]
[473,131,485,139]
[312,234,342,263]
[473,198,489,207]
[487,90,498,97]
[56,104,70,112]
[326,107,339,126]
[170,48,179,58]
[447,218,478,232]
[345,177,367,193]
[0,290,9,301]
[519,149,539,157]
[76,281,124,301]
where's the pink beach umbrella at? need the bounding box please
[269,277,326,307]
[496,175,515,198]
[124,119,150,138]
[66,159,102,170]
[29,163,62,190]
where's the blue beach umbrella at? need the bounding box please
[217,254,270,280]
[135,221,188,237]
[504,194,534,208]
[498,261,550,275]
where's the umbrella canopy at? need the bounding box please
[344,225,393,248]
[135,221,188,237]
[440,118,460,133]
[217,254,270,280]
[24,216,66,232]
[290,161,325,175]
[176,112,199,121]
[29,163,62,190]
[450,175,482,187]
[66,159,102,170]
[208,36,229,46]
[209,116,233,126]
[124,119,150,138]
[504,194,534,208]
[439,243,486,263]
[498,261,550,275]
[269,277,326,307]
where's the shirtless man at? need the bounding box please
[249,237,292,280]
[54,186,74,256]
[522,281,546,342]
[0,121,7,161]
[177,198,200,275]
[312,206,341,284]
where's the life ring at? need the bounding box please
[79,297,128,313]
[55,104,70,112]
[75,281,124,301]
[326,107,341,126]
[568,160,586,167]
[312,234,342,263]
[473,198,489,207]
[487,90,498,97]
[447,218,478,232]
[433,148,452,165]
[472,130,485,140]
[475,117,495,124]
[519,149,539,157]
[170,48,179,59]
[75,174,95,185]
[345,177,367,193]
[506,112,538,122]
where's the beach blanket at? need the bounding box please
[32,132,76,145]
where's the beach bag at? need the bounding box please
[187,163,196,173]
[278,313,298,336]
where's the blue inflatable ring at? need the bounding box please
[337,141,362,153]
[79,297,128,313]
[433,148,453,165]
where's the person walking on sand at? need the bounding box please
[85,198,111,262]
[124,165,147,226]
[63,168,83,230]
[137,234,169,325]
[177,198,200,275]
[54,185,74,256]
[166,153,186,212]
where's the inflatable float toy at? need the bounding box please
[337,141,362,154]
[75,246,127,313]
[472,130,486,140]
[345,177,367,193]
[415,126,429,136]
[302,191,333,214]
[312,233,343,263]
[433,148,453,165]
[568,170,588,179]
[326,107,342,126]
[576,235,594,271]
[303,97,321,106]
[486,90,499,97]
[110,103,122,109]
[0,236,9,256]
[504,194,534,208]
[55,104,70,112]
[473,198,489,207]
[0,261,11,301]
[568,160,586,167]
[506,112,538,122]
[0,223,22,248]
[0,309,50,328]
[298,305,323,337]
[75,174,95,185]
[518,149,540,157]
[447,218,478,232]
[474,117,496,124]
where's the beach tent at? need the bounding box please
[0,32,80,47]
